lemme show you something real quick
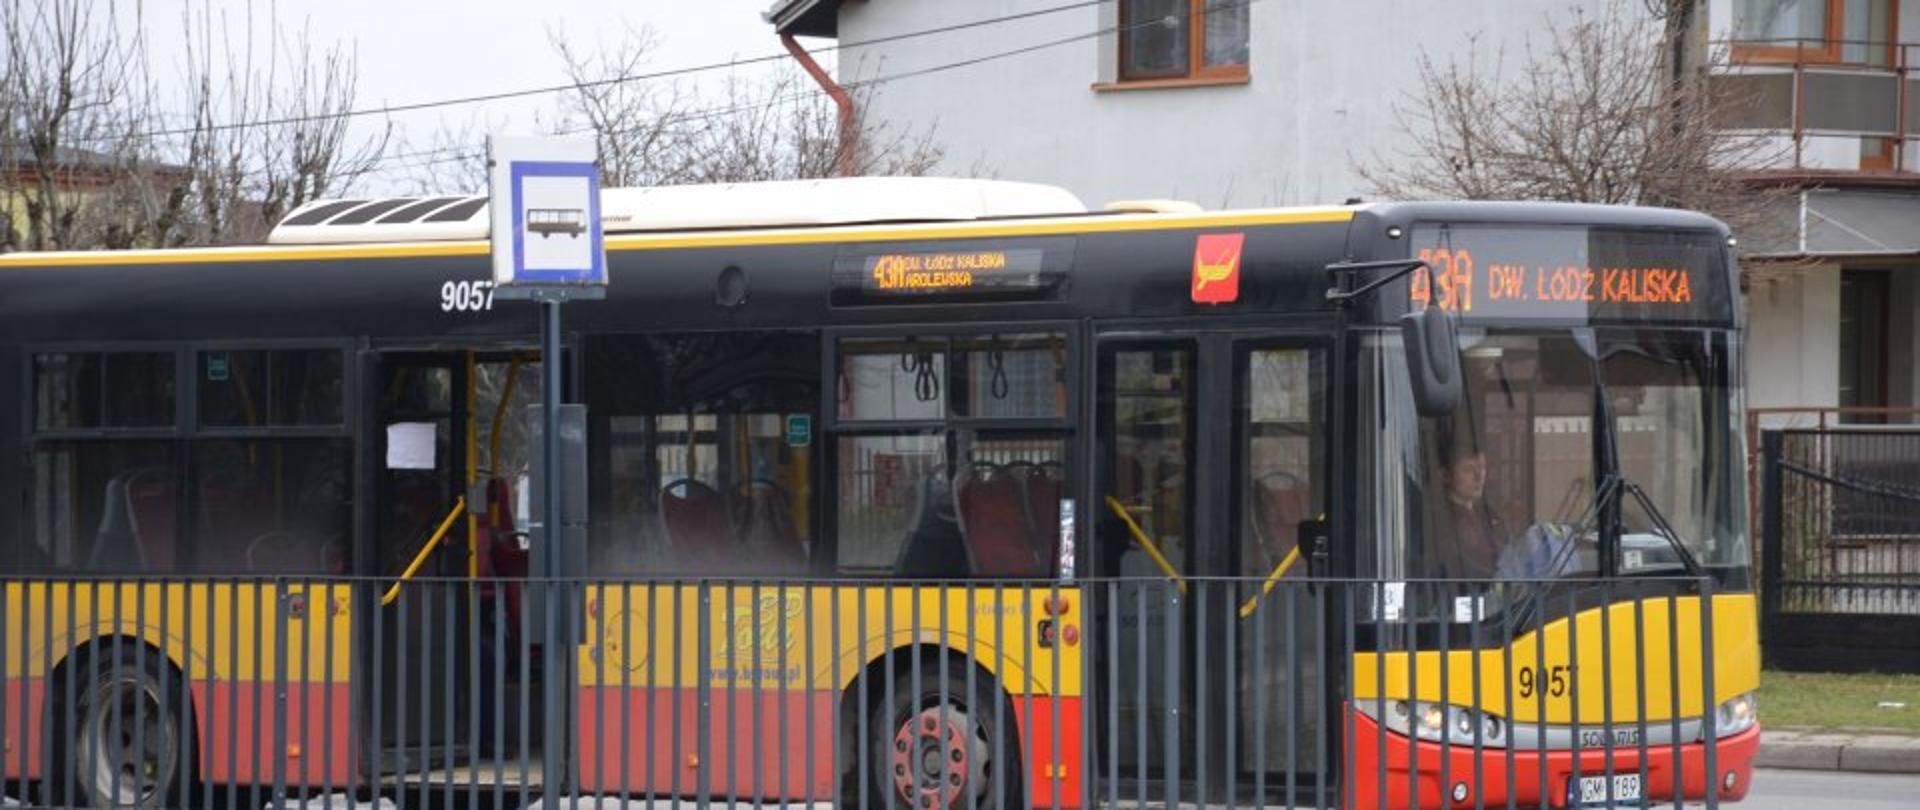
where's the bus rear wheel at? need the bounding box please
[67,648,188,810]
[870,671,1015,810]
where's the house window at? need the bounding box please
[1120,0,1249,82]
[1730,0,1892,65]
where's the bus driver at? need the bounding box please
[1428,443,1513,580]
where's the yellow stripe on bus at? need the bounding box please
[1350,593,1760,725]
[1,581,355,683]
[580,583,1084,698]
[0,208,1355,268]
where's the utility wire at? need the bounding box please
[368,0,1264,176]
[83,0,1121,144]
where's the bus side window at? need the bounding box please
[833,334,1072,579]
[590,332,820,578]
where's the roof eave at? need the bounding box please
[764,0,841,38]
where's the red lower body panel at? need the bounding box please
[5,677,352,787]
[1012,696,1085,810]
[573,687,1089,807]
[190,681,355,786]
[574,685,839,799]
[3,677,48,780]
[1345,708,1760,810]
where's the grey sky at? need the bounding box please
[142,1,818,193]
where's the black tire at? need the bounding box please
[869,667,1020,810]
[59,646,191,810]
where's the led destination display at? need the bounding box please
[1407,225,1732,325]
[832,237,1071,303]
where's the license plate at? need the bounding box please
[1570,773,1642,807]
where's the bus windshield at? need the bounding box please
[1357,327,1750,588]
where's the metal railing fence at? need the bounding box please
[1759,426,1920,671]
[1708,38,1919,172]
[0,574,1749,810]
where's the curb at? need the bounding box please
[1757,730,1920,774]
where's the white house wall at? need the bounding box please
[836,0,1619,208]
[1745,266,1842,423]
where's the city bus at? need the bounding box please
[0,177,1759,809]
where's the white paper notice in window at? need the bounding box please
[386,422,438,470]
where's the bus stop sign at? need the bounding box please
[489,135,606,298]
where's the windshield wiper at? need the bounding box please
[1613,475,1706,578]
[1584,342,1705,579]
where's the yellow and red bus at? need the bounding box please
[0,178,1757,809]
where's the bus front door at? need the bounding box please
[362,350,541,782]
[1228,339,1331,801]
[1093,333,1331,805]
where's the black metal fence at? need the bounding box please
[1,575,1751,810]
[1760,428,1920,672]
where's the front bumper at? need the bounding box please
[1345,708,1761,809]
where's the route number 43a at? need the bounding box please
[1518,664,1575,699]
[441,280,496,312]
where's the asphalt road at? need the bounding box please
[1732,768,1920,809]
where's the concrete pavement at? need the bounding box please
[1739,767,1920,809]
[1755,728,1920,774]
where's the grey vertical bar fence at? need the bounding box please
[1761,427,1920,672]
[0,573,1752,810]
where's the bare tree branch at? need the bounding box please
[1356,0,1795,260]
[1,0,157,251]
[1,0,388,250]
[546,29,944,187]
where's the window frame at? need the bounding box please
[192,343,356,437]
[1229,338,1331,581]
[1729,0,1895,65]
[1116,0,1251,85]
[824,323,1083,578]
[22,340,356,574]
[27,344,186,439]
[585,330,826,577]
[826,326,1078,435]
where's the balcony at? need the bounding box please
[1710,39,1920,176]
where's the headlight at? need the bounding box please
[1712,692,1758,736]
[1371,700,1509,748]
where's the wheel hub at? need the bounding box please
[889,705,988,810]
[79,674,174,808]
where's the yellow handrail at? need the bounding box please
[1102,495,1186,594]
[382,496,467,606]
[1236,545,1303,619]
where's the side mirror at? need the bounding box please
[1400,306,1462,417]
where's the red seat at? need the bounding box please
[659,479,733,570]
[955,465,1039,577]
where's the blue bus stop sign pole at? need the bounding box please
[488,135,605,805]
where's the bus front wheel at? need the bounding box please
[870,670,1017,810]
[65,646,189,810]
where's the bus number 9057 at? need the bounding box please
[441,280,496,312]
[1518,664,1574,699]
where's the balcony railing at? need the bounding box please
[1710,38,1920,173]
